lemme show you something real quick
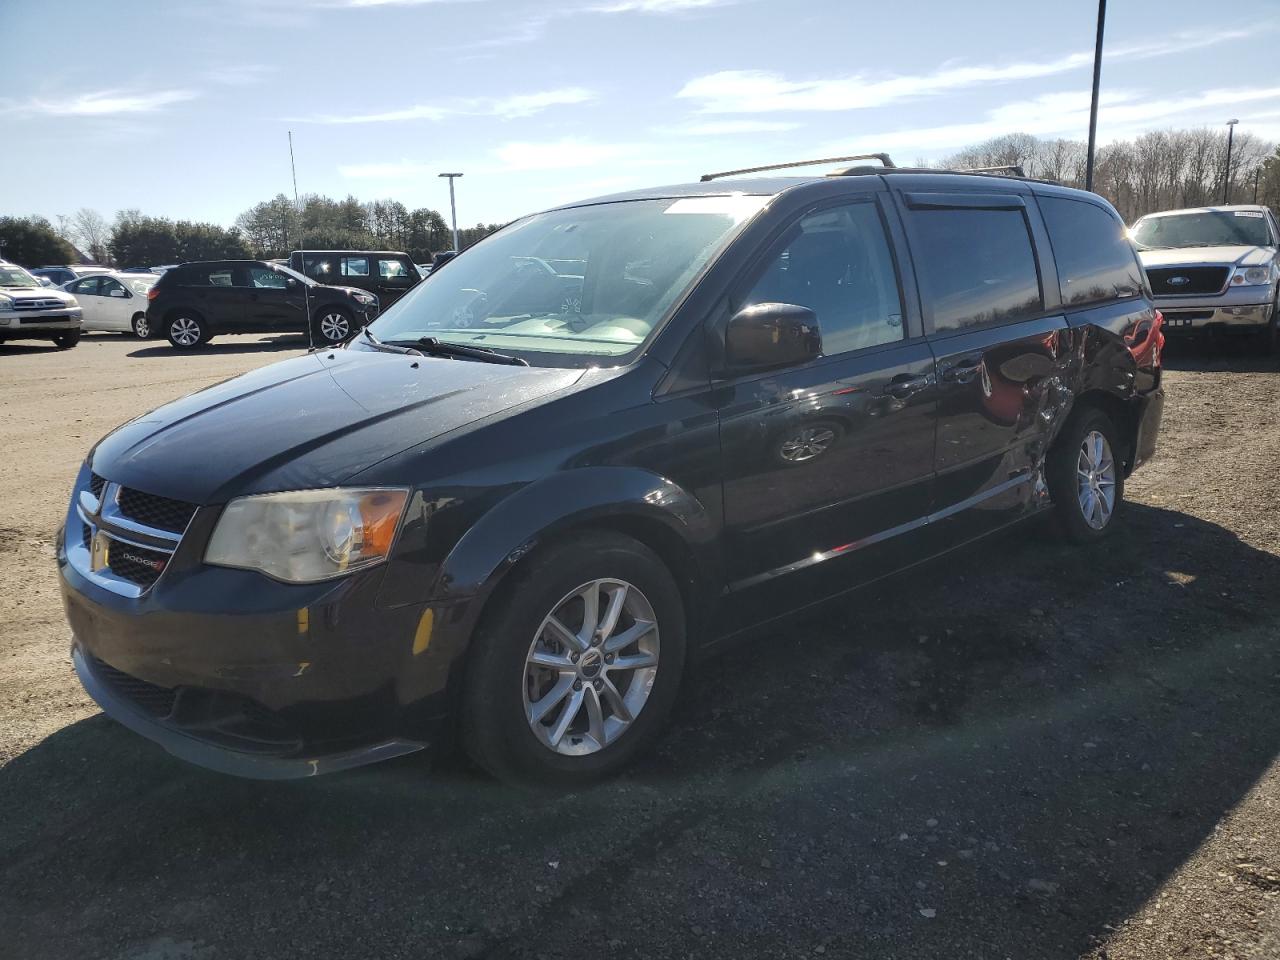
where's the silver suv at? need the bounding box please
[1131,204,1280,352]
[0,261,83,348]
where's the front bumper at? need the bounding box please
[57,474,476,777]
[1157,297,1273,333]
[0,309,82,335]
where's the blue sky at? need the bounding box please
[2,0,1278,230]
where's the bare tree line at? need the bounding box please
[941,128,1277,222]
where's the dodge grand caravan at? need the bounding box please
[59,157,1165,785]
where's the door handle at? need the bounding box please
[883,373,932,399]
[942,359,983,384]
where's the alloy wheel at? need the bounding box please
[170,317,200,347]
[1076,429,1117,530]
[523,578,660,756]
[133,316,150,338]
[319,312,350,342]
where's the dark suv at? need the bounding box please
[289,250,420,308]
[144,260,378,349]
[59,158,1165,785]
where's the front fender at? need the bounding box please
[430,466,718,604]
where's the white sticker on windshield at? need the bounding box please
[664,196,768,222]
[1234,210,1265,217]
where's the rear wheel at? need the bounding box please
[1047,407,1124,542]
[52,331,80,350]
[131,313,151,339]
[463,531,686,787]
[166,313,207,350]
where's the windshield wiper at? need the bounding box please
[379,333,528,366]
[357,327,419,355]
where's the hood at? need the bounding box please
[2,286,76,302]
[90,350,584,503]
[1138,245,1275,268]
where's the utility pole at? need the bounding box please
[1084,0,1106,191]
[439,172,463,252]
[1223,119,1239,204]
[1254,168,1261,203]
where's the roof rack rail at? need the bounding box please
[962,164,1028,177]
[699,153,895,182]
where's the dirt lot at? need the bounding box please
[2,332,1279,960]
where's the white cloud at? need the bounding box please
[815,86,1280,158]
[678,28,1252,114]
[491,87,596,119]
[2,88,198,117]
[591,0,730,11]
[492,139,632,171]
[293,86,594,124]
[662,119,801,136]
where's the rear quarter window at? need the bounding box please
[1039,196,1143,307]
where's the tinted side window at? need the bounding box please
[341,257,370,278]
[187,266,235,287]
[71,277,102,295]
[248,265,288,289]
[377,258,411,279]
[908,207,1042,333]
[1039,196,1142,306]
[742,201,904,355]
[100,278,124,296]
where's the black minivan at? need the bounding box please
[144,260,378,349]
[61,159,1165,785]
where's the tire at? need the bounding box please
[463,531,687,787]
[312,306,354,345]
[52,331,80,350]
[1046,407,1124,543]
[166,313,207,350]
[131,313,151,339]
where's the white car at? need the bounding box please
[62,271,157,337]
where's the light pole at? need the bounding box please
[1223,119,1239,204]
[438,172,463,252]
[1084,0,1106,191]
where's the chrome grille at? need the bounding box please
[68,475,195,598]
[13,298,67,311]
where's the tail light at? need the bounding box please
[146,287,159,300]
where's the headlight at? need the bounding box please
[1230,265,1273,286]
[0,295,12,310]
[64,295,79,307]
[205,487,409,583]
[352,292,376,305]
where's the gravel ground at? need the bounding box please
[1,332,1278,960]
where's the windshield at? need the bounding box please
[1131,211,1274,249]
[122,276,156,295]
[0,265,39,288]
[366,195,768,366]
[275,263,315,286]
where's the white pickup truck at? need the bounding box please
[1131,204,1279,354]
[0,261,83,348]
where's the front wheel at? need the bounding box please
[1047,408,1124,542]
[463,531,686,787]
[166,314,207,350]
[132,314,151,339]
[52,331,81,350]
[313,307,354,345]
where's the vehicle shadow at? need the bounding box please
[2,503,1278,959]
[126,335,311,358]
[1162,333,1278,373]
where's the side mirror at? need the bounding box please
[724,302,822,372]
[109,288,127,298]
[286,278,300,289]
